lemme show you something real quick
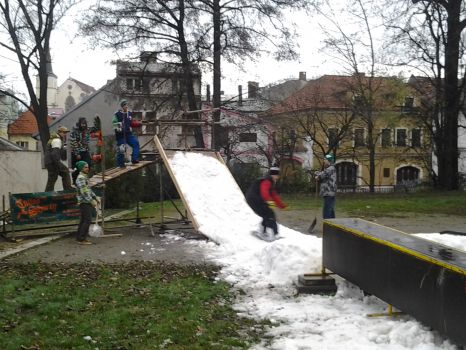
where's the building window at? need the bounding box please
[172,79,186,94]
[411,128,421,147]
[65,95,76,112]
[396,129,407,147]
[381,129,391,147]
[402,96,414,113]
[383,168,390,178]
[354,128,365,147]
[336,162,357,187]
[126,78,141,91]
[239,133,257,143]
[16,141,28,149]
[328,128,339,148]
[397,166,419,183]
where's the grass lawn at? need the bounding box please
[0,261,268,350]
[283,190,466,217]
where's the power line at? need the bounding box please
[0,54,19,63]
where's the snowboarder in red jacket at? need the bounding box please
[246,166,287,238]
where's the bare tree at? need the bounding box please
[319,0,409,192]
[0,0,73,151]
[80,0,206,147]
[382,0,466,190]
[195,0,312,149]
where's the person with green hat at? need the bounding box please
[315,154,337,219]
[112,99,141,168]
[75,160,99,245]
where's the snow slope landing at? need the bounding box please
[168,151,461,350]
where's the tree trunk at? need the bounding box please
[178,0,204,148]
[437,1,461,190]
[212,0,222,150]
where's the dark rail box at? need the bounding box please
[323,218,466,346]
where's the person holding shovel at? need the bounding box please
[315,154,337,219]
[75,161,99,245]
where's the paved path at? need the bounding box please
[278,210,466,236]
[1,213,464,264]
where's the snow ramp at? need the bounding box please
[154,136,322,285]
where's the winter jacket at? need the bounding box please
[69,123,98,156]
[75,172,97,204]
[317,164,337,197]
[112,110,141,139]
[246,176,286,209]
[44,133,67,167]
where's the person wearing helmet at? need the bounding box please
[315,154,337,219]
[112,99,141,168]
[44,126,73,192]
[246,165,287,239]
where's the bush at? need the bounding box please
[230,162,263,192]
[278,167,313,194]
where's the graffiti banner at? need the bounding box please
[10,190,80,225]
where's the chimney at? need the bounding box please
[248,81,259,99]
[140,51,157,63]
[238,85,243,106]
[299,71,306,81]
[206,84,211,102]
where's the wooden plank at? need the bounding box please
[153,135,199,230]
[89,160,155,187]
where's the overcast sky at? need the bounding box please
[0,1,412,98]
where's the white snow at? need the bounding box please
[162,151,463,349]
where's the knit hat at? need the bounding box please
[76,161,88,172]
[120,99,128,107]
[269,166,280,175]
[325,154,335,162]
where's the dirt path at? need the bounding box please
[1,211,465,264]
[277,210,466,236]
[2,226,212,265]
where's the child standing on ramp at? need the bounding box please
[112,99,141,168]
[245,166,287,241]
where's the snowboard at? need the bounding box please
[251,230,283,242]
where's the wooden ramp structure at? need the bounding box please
[153,135,231,232]
[89,161,155,187]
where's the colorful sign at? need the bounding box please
[10,190,80,225]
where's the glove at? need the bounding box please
[114,122,122,132]
[131,119,142,128]
[266,201,276,208]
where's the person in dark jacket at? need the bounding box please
[69,117,97,184]
[315,154,337,219]
[112,99,141,168]
[246,166,287,238]
[44,126,73,192]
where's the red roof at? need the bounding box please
[267,74,400,116]
[8,110,54,135]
